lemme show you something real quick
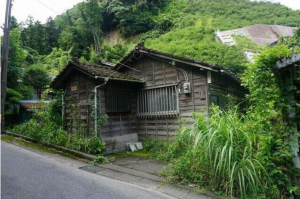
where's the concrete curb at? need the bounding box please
[93,167,211,199]
[5,131,97,161]
[99,163,163,182]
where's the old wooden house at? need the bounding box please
[51,44,246,153]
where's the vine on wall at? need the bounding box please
[243,45,300,196]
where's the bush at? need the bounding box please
[12,117,106,155]
[162,106,272,198]
[242,45,300,197]
[11,93,106,155]
[144,139,168,156]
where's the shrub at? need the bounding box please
[143,139,169,157]
[87,137,106,155]
[242,45,300,197]
[11,93,106,155]
[12,117,106,155]
[163,106,270,198]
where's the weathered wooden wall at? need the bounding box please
[210,72,244,95]
[120,56,209,141]
[63,70,96,136]
[209,72,247,109]
[99,81,139,139]
[62,70,140,140]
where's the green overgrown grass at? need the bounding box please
[160,106,271,198]
[11,99,106,156]
[12,118,105,155]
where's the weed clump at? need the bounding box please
[159,106,277,198]
[11,96,106,155]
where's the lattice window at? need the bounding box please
[105,90,131,113]
[137,85,179,117]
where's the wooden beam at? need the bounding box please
[139,50,219,72]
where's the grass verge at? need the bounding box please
[1,135,86,161]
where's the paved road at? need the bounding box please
[1,141,174,199]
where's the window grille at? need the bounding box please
[105,90,131,113]
[137,85,179,117]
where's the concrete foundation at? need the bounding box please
[103,133,138,154]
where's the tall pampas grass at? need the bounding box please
[167,106,267,198]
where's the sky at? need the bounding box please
[268,0,300,10]
[0,0,84,35]
[0,0,299,36]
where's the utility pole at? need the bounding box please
[1,0,13,133]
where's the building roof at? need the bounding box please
[115,44,240,82]
[276,54,300,69]
[216,24,297,46]
[18,100,49,110]
[51,59,144,88]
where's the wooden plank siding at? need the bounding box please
[62,71,139,139]
[120,56,208,141]
[63,70,96,136]
[99,81,139,139]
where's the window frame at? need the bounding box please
[209,89,227,108]
[137,85,179,118]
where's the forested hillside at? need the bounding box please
[3,0,300,102]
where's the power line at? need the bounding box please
[47,0,65,11]
[35,0,59,14]
[18,1,44,20]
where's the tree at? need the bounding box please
[21,17,47,55]
[10,16,19,29]
[5,88,23,116]
[6,88,23,106]
[44,17,60,54]
[23,65,51,99]
[8,27,27,89]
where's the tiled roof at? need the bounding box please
[51,59,144,88]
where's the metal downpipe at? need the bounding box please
[94,77,109,137]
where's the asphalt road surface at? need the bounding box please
[1,141,175,199]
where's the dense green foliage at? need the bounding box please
[21,17,59,55]
[161,107,271,198]
[144,0,300,74]
[11,93,106,155]
[145,23,248,74]
[23,65,51,99]
[243,45,300,198]
[278,28,300,51]
[165,0,300,30]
